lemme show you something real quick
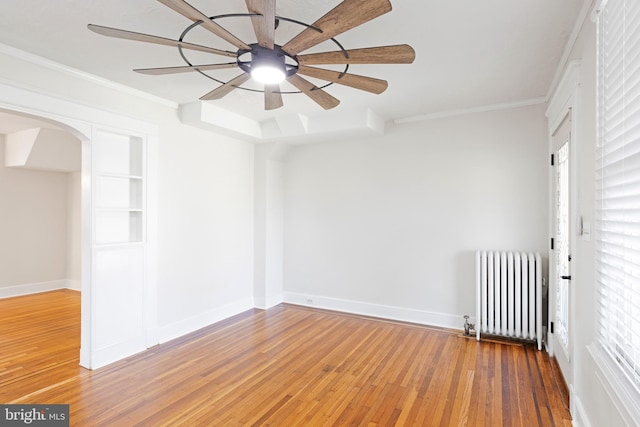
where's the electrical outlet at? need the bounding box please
[306,298,314,305]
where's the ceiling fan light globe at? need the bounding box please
[251,64,286,84]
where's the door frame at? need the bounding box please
[0,81,158,369]
[545,60,580,390]
[551,112,573,364]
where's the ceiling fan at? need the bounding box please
[88,0,415,110]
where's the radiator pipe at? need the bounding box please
[463,315,475,336]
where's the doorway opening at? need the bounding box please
[0,110,87,394]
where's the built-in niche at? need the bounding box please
[93,130,144,245]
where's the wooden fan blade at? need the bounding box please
[200,73,251,100]
[297,66,387,94]
[88,24,236,57]
[134,63,239,75]
[264,84,284,110]
[287,74,340,110]
[157,0,250,50]
[246,0,276,49]
[297,45,416,65]
[282,0,392,56]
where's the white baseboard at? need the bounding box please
[264,294,283,309]
[90,335,148,369]
[157,298,255,344]
[145,327,159,349]
[571,387,593,427]
[66,279,82,291]
[254,294,284,310]
[284,292,464,330]
[79,346,91,369]
[0,279,73,299]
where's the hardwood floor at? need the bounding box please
[1,290,572,426]
[0,289,83,403]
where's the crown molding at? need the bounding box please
[0,42,178,110]
[393,97,546,125]
[545,0,596,102]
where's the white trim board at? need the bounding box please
[0,279,79,299]
[394,97,546,125]
[0,42,177,110]
[588,344,640,427]
[545,0,596,102]
[156,298,255,344]
[571,386,594,427]
[91,335,147,370]
[284,292,466,330]
[254,294,284,310]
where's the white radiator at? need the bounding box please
[475,250,542,350]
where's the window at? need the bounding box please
[555,140,570,353]
[596,0,640,393]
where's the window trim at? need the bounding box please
[589,344,640,424]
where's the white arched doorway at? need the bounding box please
[0,110,84,297]
[0,83,158,369]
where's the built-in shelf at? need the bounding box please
[93,130,144,245]
[96,208,143,213]
[96,172,143,179]
[95,176,143,210]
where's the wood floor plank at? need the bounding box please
[0,290,84,403]
[1,292,573,426]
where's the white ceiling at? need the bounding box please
[0,0,585,125]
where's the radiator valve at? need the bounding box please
[463,315,475,336]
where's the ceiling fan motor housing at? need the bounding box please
[240,44,298,80]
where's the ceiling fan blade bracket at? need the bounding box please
[286,66,299,78]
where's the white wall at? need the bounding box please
[283,104,549,328]
[156,121,255,340]
[0,136,69,289]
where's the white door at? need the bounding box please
[550,113,572,382]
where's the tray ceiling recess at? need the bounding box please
[88,0,416,111]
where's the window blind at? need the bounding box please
[596,0,640,392]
